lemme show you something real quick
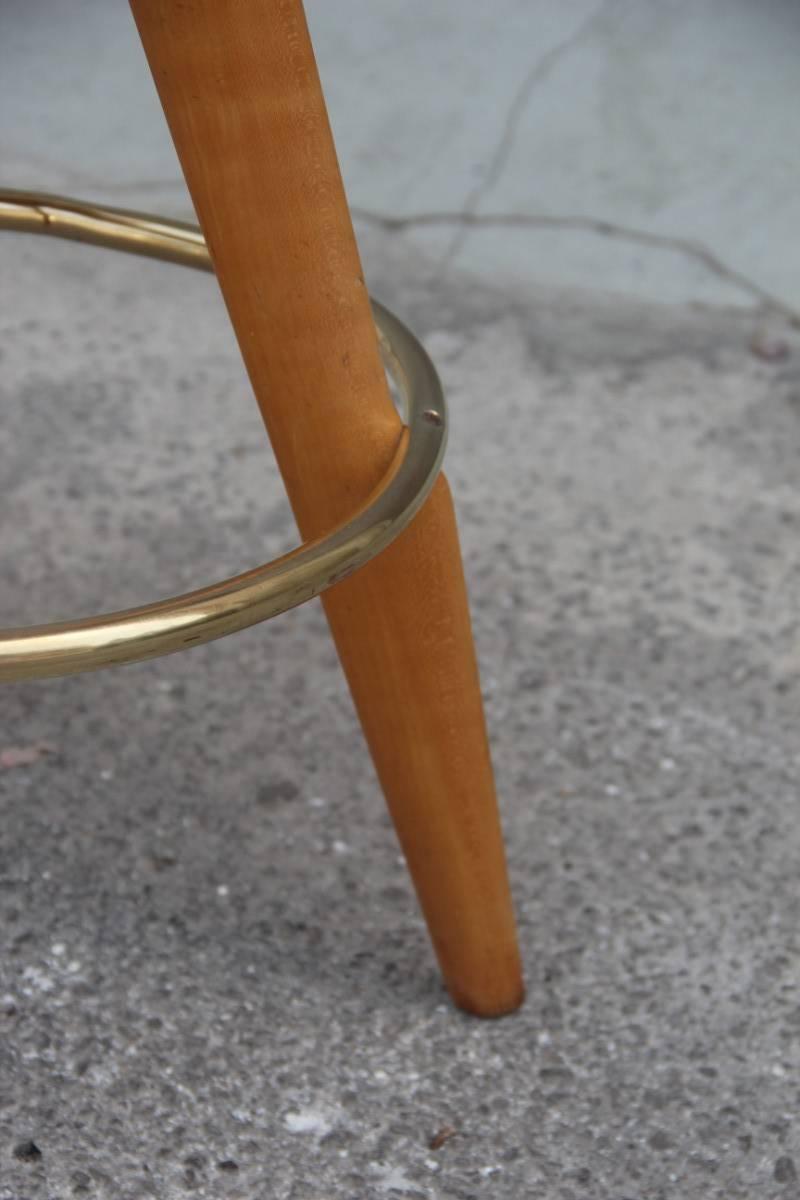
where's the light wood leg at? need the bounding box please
[130,0,523,1016]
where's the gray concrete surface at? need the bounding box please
[4,0,800,314]
[3,3,800,1199]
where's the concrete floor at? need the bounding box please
[4,0,800,314]
[2,3,800,1198]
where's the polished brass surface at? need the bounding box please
[0,190,447,681]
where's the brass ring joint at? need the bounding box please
[0,190,447,680]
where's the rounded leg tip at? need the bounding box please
[450,974,526,1019]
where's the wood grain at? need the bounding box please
[130,0,523,1015]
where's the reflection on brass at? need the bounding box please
[0,190,447,681]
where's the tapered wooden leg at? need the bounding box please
[130,0,523,1015]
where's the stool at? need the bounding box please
[0,0,523,1017]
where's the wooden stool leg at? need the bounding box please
[130,0,523,1016]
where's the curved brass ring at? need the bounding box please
[0,190,447,681]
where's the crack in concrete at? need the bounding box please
[352,206,800,325]
[15,161,795,322]
[440,1,612,270]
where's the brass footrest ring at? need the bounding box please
[0,190,447,681]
